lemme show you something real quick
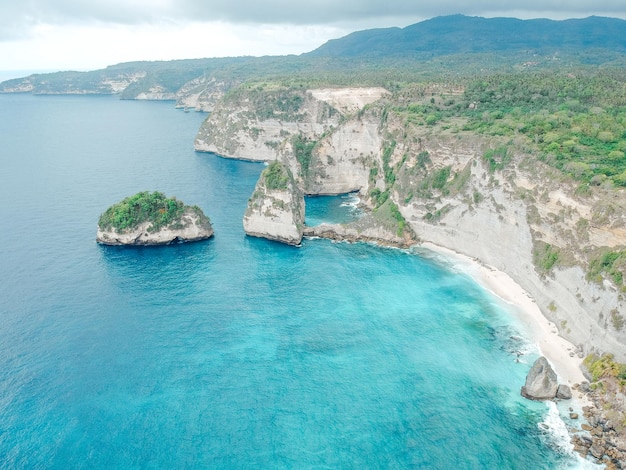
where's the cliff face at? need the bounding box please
[303,111,382,195]
[384,126,626,360]
[194,87,342,160]
[198,85,626,361]
[194,86,389,161]
[243,161,305,245]
[97,207,213,246]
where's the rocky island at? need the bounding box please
[97,191,213,245]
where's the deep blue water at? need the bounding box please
[0,94,584,468]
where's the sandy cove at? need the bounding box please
[418,242,589,398]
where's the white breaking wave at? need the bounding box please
[339,193,361,208]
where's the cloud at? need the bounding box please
[177,0,626,24]
[2,0,626,39]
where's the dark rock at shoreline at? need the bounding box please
[521,356,559,400]
[556,384,572,400]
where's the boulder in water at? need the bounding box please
[521,356,558,400]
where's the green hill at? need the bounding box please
[307,15,626,60]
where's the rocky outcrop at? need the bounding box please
[97,206,213,246]
[303,211,418,248]
[521,356,560,400]
[243,161,304,245]
[303,222,408,248]
[572,398,626,468]
[134,85,177,101]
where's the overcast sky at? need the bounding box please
[1,0,625,78]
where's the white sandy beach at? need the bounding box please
[419,242,589,394]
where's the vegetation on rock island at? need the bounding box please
[98,191,208,233]
[263,161,291,191]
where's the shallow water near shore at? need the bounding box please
[0,94,589,468]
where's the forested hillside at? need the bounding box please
[308,15,626,59]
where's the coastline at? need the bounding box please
[417,242,589,398]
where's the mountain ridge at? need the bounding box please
[307,14,626,58]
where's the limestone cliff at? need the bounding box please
[194,86,341,160]
[134,85,177,101]
[197,84,626,361]
[0,66,231,106]
[380,122,626,360]
[243,161,305,245]
[194,86,388,161]
[303,109,382,195]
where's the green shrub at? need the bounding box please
[431,166,451,190]
[482,146,511,173]
[533,242,560,272]
[293,134,316,176]
[370,188,389,207]
[382,140,397,185]
[388,201,406,235]
[588,250,626,286]
[583,353,624,381]
[263,161,290,190]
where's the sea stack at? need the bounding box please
[521,356,560,400]
[243,161,304,246]
[96,191,214,246]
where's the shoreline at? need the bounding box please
[417,242,589,400]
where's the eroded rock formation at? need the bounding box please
[243,161,304,245]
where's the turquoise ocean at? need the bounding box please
[0,94,588,468]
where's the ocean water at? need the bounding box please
[0,94,586,468]
[305,193,362,226]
